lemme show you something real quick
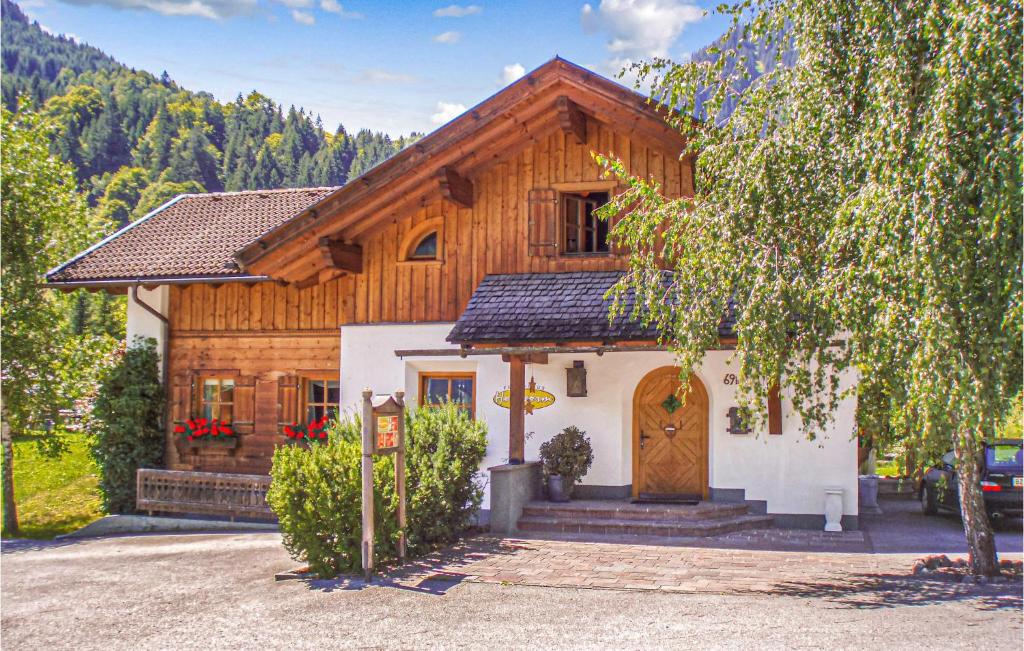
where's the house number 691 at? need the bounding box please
[723,373,738,385]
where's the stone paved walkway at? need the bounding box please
[369,534,1023,600]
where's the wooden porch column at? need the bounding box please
[508,355,526,464]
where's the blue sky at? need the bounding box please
[19,0,731,136]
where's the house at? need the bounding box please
[47,58,859,532]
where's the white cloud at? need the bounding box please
[431,101,466,125]
[433,3,481,17]
[55,0,360,20]
[290,8,314,23]
[57,0,260,19]
[319,0,362,18]
[432,30,461,44]
[357,68,418,84]
[581,0,704,75]
[501,63,525,85]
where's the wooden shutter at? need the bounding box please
[170,373,193,426]
[528,188,558,257]
[232,375,256,433]
[768,383,782,436]
[278,374,300,427]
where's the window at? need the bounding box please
[420,373,475,417]
[199,378,234,422]
[561,191,610,254]
[409,231,438,260]
[303,378,340,423]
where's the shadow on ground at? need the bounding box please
[763,572,1023,611]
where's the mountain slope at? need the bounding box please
[1,0,419,225]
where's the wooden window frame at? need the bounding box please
[299,374,340,424]
[195,376,236,423]
[554,183,613,257]
[419,372,477,418]
[398,218,445,264]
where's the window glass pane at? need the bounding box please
[218,405,232,422]
[412,232,437,259]
[202,403,214,420]
[326,382,340,404]
[203,380,218,401]
[596,214,610,252]
[326,406,338,421]
[220,380,234,403]
[425,378,450,404]
[451,379,473,404]
[309,379,325,404]
[308,405,324,423]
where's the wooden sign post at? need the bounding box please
[360,389,406,581]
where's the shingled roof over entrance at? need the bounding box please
[447,271,736,344]
[46,187,339,286]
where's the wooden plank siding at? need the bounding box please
[165,117,691,474]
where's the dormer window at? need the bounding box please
[409,231,438,260]
[561,191,610,254]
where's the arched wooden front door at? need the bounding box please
[632,367,709,500]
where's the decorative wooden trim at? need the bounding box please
[318,237,363,273]
[172,329,340,338]
[437,166,474,208]
[398,218,445,263]
[556,96,587,145]
[551,180,618,193]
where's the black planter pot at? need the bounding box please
[547,474,572,502]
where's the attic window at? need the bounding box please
[409,231,438,260]
[561,191,610,254]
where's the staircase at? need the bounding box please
[516,499,773,538]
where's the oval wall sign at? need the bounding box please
[492,387,556,412]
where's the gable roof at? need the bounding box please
[46,187,339,286]
[447,271,736,344]
[232,57,684,284]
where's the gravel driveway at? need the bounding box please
[1,499,1021,650]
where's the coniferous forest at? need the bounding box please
[1,0,420,227]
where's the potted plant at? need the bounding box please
[538,426,593,502]
[283,415,330,446]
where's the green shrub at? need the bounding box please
[539,426,593,484]
[267,402,487,578]
[90,337,164,513]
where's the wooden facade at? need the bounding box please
[165,92,693,475]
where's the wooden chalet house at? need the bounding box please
[48,59,858,532]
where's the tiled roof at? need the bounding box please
[47,187,340,283]
[447,271,736,344]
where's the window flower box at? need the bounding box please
[175,418,238,454]
[282,416,330,445]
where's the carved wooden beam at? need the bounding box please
[318,237,363,273]
[556,96,587,145]
[437,166,474,208]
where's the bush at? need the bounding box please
[267,402,487,578]
[90,337,164,513]
[539,426,593,484]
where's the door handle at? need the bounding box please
[640,430,651,449]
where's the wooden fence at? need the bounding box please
[136,469,275,520]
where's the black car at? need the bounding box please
[920,439,1023,519]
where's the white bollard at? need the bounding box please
[824,487,844,532]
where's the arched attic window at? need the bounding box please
[409,231,438,260]
[398,218,444,263]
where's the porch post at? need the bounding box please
[508,354,526,464]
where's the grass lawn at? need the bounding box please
[2,434,104,539]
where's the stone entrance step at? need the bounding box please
[517,500,774,538]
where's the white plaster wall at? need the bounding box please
[338,323,858,517]
[125,285,169,374]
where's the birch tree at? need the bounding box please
[602,0,1021,576]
